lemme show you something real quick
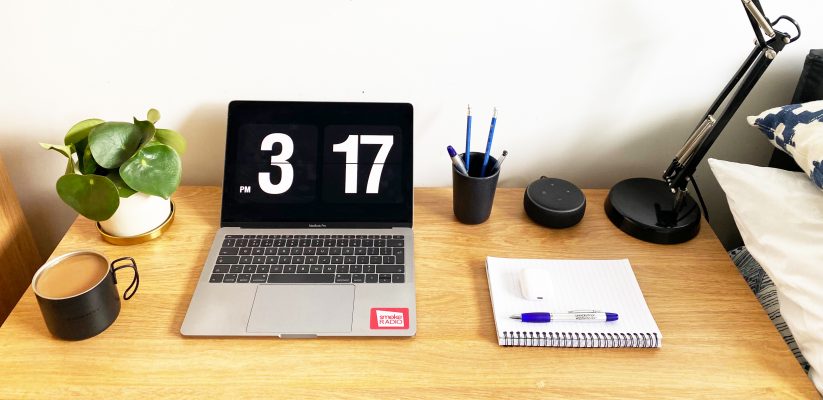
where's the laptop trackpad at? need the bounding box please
[247,285,355,334]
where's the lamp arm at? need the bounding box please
[663,1,799,198]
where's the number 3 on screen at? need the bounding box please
[333,135,393,194]
[258,133,294,195]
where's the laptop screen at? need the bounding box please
[221,101,413,228]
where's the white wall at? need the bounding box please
[1,0,820,257]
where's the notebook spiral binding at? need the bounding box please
[502,331,659,348]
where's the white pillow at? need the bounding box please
[709,158,823,393]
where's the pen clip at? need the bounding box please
[567,310,601,314]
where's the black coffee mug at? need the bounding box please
[452,152,500,224]
[32,251,139,340]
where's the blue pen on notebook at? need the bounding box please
[465,105,472,170]
[481,107,497,176]
[510,310,619,323]
[447,146,468,176]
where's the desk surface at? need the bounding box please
[0,187,816,398]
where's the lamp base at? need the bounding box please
[604,178,700,244]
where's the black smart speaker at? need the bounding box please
[524,177,586,228]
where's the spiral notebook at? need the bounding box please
[486,257,662,348]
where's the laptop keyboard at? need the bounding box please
[208,234,406,284]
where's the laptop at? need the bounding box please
[181,101,416,337]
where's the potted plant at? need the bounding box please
[41,109,186,243]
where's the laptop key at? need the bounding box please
[297,265,310,273]
[239,256,253,264]
[387,239,404,247]
[306,256,318,264]
[293,256,305,264]
[225,235,243,238]
[378,265,404,274]
[352,274,365,283]
[304,248,316,255]
[318,256,331,264]
[364,265,376,273]
[392,274,405,283]
[350,265,363,273]
[335,274,352,283]
[355,248,367,255]
[268,274,334,284]
[375,239,386,247]
[271,265,284,273]
[266,256,278,264]
[336,265,349,273]
[249,239,261,247]
[344,256,356,264]
[383,255,395,264]
[230,265,243,273]
[299,239,311,247]
[286,239,299,247]
[253,256,265,264]
[256,265,270,273]
[236,239,249,247]
[239,248,252,255]
[209,274,224,283]
[252,248,264,255]
[251,274,267,283]
[279,256,292,264]
[216,256,239,264]
[265,248,277,255]
[366,274,378,283]
[331,256,343,264]
[380,248,391,255]
[370,256,382,264]
[356,256,368,264]
[367,248,379,255]
[277,248,290,255]
[310,265,322,273]
[342,248,354,256]
[262,239,273,247]
[311,239,323,247]
[223,273,238,283]
[213,265,230,274]
[378,274,392,283]
[392,235,404,239]
[330,248,342,255]
[290,248,303,255]
[317,248,329,255]
[238,274,251,283]
[219,247,238,255]
[323,265,335,274]
[243,265,256,274]
[284,265,297,273]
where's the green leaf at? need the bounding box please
[134,117,156,147]
[106,171,137,198]
[88,122,143,169]
[56,174,120,221]
[154,129,187,155]
[146,108,161,124]
[64,118,104,146]
[74,139,100,175]
[40,143,76,174]
[119,143,181,199]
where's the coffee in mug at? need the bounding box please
[32,251,139,340]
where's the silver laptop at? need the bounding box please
[181,101,416,337]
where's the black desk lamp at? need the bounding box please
[605,0,800,244]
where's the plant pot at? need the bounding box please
[97,193,175,245]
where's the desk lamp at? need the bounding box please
[605,0,800,244]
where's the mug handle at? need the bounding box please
[110,257,140,300]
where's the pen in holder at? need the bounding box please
[453,152,499,224]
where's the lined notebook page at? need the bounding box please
[486,257,662,347]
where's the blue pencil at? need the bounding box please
[465,105,472,171]
[481,107,497,176]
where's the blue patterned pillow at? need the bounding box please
[748,100,823,189]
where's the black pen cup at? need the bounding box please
[32,251,139,341]
[453,152,500,224]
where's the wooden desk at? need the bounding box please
[0,187,816,398]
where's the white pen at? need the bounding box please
[447,145,469,176]
[510,310,619,323]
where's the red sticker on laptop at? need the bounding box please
[370,308,409,329]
